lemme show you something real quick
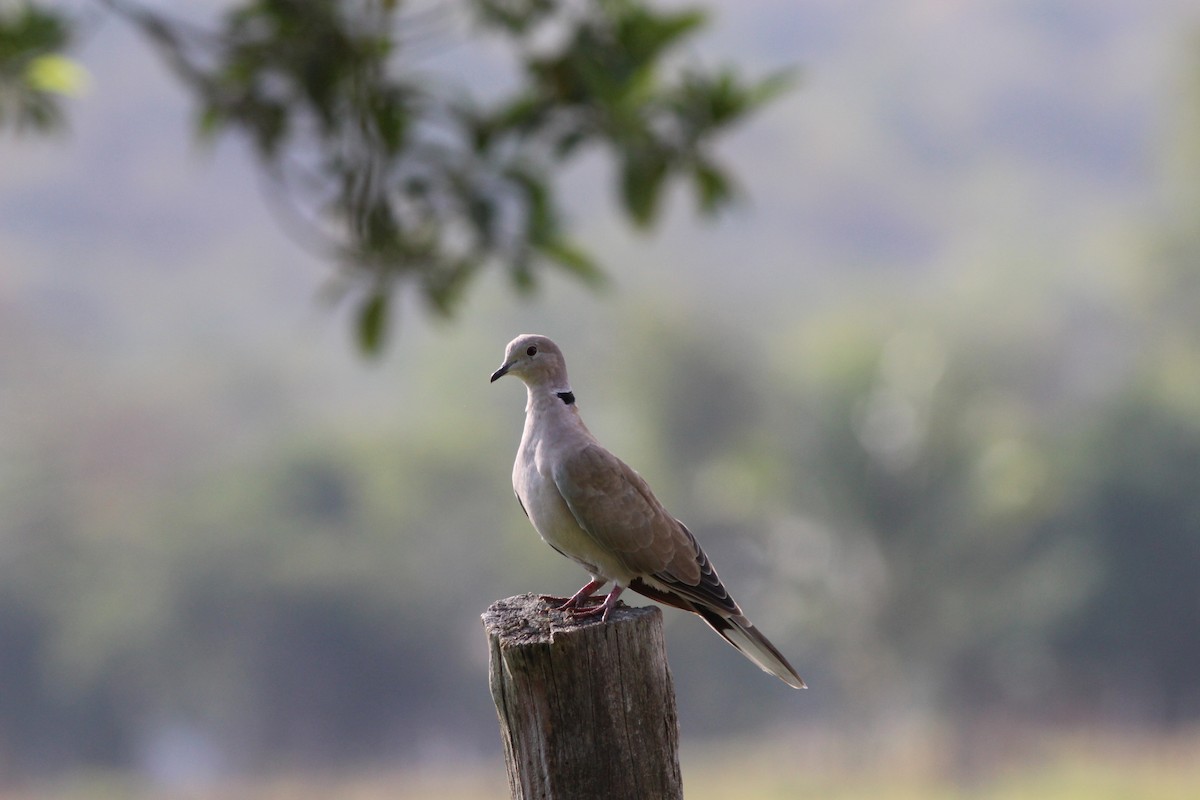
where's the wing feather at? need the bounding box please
[554,444,737,615]
[553,443,683,576]
[641,523,740,616]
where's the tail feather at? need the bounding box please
[691,604,807,689]
[630,578,806,689]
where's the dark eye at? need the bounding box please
[526,345,538,356]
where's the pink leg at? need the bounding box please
[541,579,607,611]
[570,584,625,622]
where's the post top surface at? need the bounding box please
[482,593,661,645]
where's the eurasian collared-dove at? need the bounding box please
[491,333,805,688]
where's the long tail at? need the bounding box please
[691,604,807,689]
[630,578,806,689]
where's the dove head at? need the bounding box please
[490,334,570,390]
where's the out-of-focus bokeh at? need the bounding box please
[4,0,1200,796]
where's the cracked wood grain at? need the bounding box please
[483,594,683,800]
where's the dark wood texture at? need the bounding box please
[483,593,684,800]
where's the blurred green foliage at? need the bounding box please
[0,2,82,132]
[9,0,789,354]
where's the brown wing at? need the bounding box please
[553,443,682,576]
[554,443,739,616]
[632,522,741,617]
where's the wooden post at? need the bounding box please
[482,593,683,800]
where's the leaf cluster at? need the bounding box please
[0,1,74,133]
[98,0,789,353]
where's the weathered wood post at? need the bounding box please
[482,593,684,800]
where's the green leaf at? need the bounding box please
[536,238,605,285]
[616,7,707,66]
[423,258,481,315]
[467,191,496,246]
[692,158,734,214]
[196,105,226,140]
[472,0,557,34]
[668,67,796,138]
[553,127,589,158]
[371,87,410,153]
[748,67,799,108]
[510,251,536,293]
[506,164,559,242]
[25,55,88,95]
[356,290,390,356]
[481,93,547,142]
[620,147,669,227]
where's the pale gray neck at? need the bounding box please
[520,383,592,453]
[525,383,576,415]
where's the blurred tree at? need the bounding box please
[1,0,788,353]
[1055,397,1200,723]
[774,317,1091,717]
[1050,52,1200,722]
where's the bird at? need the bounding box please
[490,333,806,689]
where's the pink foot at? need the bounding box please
[540,594,603,608]
[568,585,625,622]
[541,579,607,612]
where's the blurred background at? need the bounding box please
[3,0,1200,797]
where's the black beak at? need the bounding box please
[490,361,513,382]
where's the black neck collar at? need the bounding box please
[556,391,575,406]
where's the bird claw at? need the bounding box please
[539,578,609,613]
[569,601,615,622]
[539,580,620,620]
[540,594,603,611]
[564,585,625,622]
